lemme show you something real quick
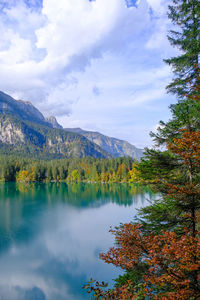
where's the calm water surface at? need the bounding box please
[0,183,155,300]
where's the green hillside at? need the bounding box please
[0,92,110,159]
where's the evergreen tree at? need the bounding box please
[46,165,53,181]
[151,96,200,145]
[84,1,200,297]
[164,0,200,98]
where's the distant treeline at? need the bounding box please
[0,155,138,183]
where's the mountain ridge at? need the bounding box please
[0,91,49,126]
[64,128,144,161]
[0,91,143,160]
[0,92,109,159]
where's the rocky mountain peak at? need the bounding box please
[0,91,46,125]
[46,116,63,129]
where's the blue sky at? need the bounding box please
[0,0,177,148]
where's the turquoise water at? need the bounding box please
[0,183,154,300]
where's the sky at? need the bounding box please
[0,0,177,148]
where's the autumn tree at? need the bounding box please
[85,224,199,299]
[84,121,200,299]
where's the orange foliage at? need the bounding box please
[86,130,200,298]
[91,224,200,299]
[168,129,200,167]
[85,82,200,299]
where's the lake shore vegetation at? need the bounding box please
[0,156,139,183]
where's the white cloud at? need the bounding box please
[0,0,147,102]
[0,33,32,64]
[146,0,166,13]
[0,0,175,147]
[37,0,120,61]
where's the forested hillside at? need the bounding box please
[0,91,142,160]
[0,114,109,159]
[65,128,143,160]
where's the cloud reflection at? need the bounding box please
[0,183,156,299]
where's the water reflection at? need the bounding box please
[0,183,155,300]
[0,182,153,206]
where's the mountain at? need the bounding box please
[0,92,109,159]
[0,91,49,126]
[64,128,144,161]
[0,91,143,160]
[45,116,63,129]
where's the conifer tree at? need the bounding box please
[165,0,200,98]
[84,1,200,297]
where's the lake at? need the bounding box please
[0,183,155,300]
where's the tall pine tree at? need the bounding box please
[84,1,200,297]
[165,0,200,98]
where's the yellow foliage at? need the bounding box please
[16,170,30,182]
[128,163,140,183]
